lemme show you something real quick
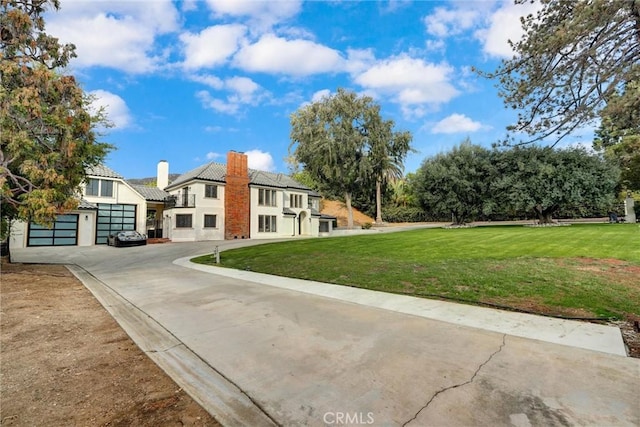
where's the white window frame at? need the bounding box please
[258,215,277,232]
[86,178,113,197]
[175,214,192,228]
[258,188,277,207]
[205,184,218,199]
[204,214,217,228]
[290,194,303,208]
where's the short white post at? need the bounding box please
[214,246,220,264]
[624,195,636,223]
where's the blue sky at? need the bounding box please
[43,0,582,179]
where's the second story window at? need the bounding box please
[205,184,218,198]
[258,188,277,206]
[86,179,99,196]
[290,194,303,208]
[86,178,113,197]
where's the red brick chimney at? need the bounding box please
[224,151,250,239]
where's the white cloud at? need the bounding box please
[195,76,268,115]
[311,89,331,103]
[197,90,240,115]
[424,7,479,38]
[354,55,459,115]
[245,149,275,171]
[476,1,541,58]
[344,48,376,75]
[46,1,179,73]
[431,114,488,134]
[88,90,131,130]
[206,151,223,160]
[205,0,302,31]
[234,34,344,76]
[180,24,246,70]
[190,74,224,89]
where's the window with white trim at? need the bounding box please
[85,178,113,197]
[176,214,192,228]
[204,214,217,228]
[290,194,303,208]
[258,215,277,232]
[205,184,218,198]
[258,188,277,206]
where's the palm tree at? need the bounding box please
[367,113,413,224]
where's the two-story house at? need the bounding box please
[9,151,334,249]
[162,151,334,241]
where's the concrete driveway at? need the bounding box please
[11,241,640,426]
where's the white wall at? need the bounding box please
[84,178,147,233]
[8,209,95,249]
[165,181,225,242]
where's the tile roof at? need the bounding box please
[78,198,97,209]
[166,162,227,189]
[86,164,123,179]
[282,208,297,216]
[131,184,170,202]
[249,170,311,191]
[167,161,312,192]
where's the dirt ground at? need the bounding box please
[0,260,220,426]
[1,260,638,427]
[321,199,375,227]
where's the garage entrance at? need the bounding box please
[27,214,79,246]
[95,203,137,244]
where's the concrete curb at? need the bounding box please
[67,264,278,427]
[175,256,628,357]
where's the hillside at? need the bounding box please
[127,174,181,186]
[321,200,374,228]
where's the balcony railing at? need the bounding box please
[164,194,195,208]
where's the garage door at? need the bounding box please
[27,214,79,246]
[96,203,137,244]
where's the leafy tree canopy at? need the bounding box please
[1,0,111,230]
[483,0,640,144]
[491,146,619,223]
[594,79,640,191]
[289,88,411,228]
[411,140,495,224]
[410,141,619,224]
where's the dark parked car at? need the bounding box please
[107,230,147,247]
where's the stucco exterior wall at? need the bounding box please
[8,209,96,249]
[165,182,225,242]
[84,179,147,233]
[250,186,282,239]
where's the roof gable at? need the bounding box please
[86,164,123,179]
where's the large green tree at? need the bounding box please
[290,88,411,228]
[411,143,618,224]
[411,140,496,225]
[483,0,640,144]
[593,78,640,191]
[492,146,619,223]
[1,0,110,235]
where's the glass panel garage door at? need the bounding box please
[28,214,79,246]
[96,203,137,244]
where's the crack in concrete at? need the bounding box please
[402,334,507,427]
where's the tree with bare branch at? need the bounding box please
[481,0,640,145]
[1,0,111,237]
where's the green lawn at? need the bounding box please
[193,224,640,319]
